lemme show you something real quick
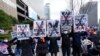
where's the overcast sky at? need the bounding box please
[23,0,99,21]
[44,0,99,20]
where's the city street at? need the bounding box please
[0,0,100,56]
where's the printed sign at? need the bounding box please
[47,20,60,37]
[11,32,17,39]
[16,24,31,40]
[60,11,73,32]
[74,14,88,32]
[33,20,46,37]
[0,42,9,54]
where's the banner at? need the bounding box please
[74,14,88,32]
[16,24,31,40]
[33,20,46,37]
[0,42,9,54]
[60,11,73,32]
[47,20,60,37]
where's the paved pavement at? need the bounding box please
[47,49,62,56]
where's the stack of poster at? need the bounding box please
[74,14,88,32]
[47,20,60,37]
[60,10,73,32]
[16,24,31,40]
[33,20,46,37]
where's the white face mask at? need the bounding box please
[4,39,8,42]
[64,31,68,34]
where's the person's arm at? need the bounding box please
[57,37,60,40]
[9,37,17,44]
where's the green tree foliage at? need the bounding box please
[0,10,18,30]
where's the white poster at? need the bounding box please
[11,32,17,39]
[33,20,46,37]
[16,24,31,40]
[74,14,88,32]
[60,11,73,32]
[47,20,60,37]
[0,42,9,54]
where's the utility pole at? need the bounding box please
[70,0,74,33]
[71,0,73,11]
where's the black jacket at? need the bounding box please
[89,34,100,45]
[61,33,71,48]
[48,37,60,53]
[72,32,82,48]
[20,38,33,56]
[36,37,48,54]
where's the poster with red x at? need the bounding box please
[33,20,46,37]
[16,24,31,40]
[74,14,88,32]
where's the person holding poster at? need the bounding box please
[47,20,61,56]
[19,37,33,56]
[61,30,72,56]
[47,37,60,56]
[72,32,82,56]
[36,37,48,56]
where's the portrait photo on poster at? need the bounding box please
[60,10,73,32]
[74,14,88,32]
[47,20,60,37]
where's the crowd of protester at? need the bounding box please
[0,27,100,56]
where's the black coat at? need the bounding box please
[89,34,100,45]
[36,37,48,54]
[20,38,33,56]
[48,37,60,53]
[72,32,82,48]
[61,33,71,49]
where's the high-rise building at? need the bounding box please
[79,1,98,26]
[45,3,50,19]
[0,0,43,22]
[0,0,17,18]
[16,0,29,22]
[23,0,45,19]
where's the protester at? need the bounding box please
[36,37,48,56]
[21,37,34,56]
[48,37,60,56]
[0,37,16,56]
[31,38,36,55]
[88,28,100,56]
[72,32,82,56]
[15,39,22,56]
[61,30,71,56]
